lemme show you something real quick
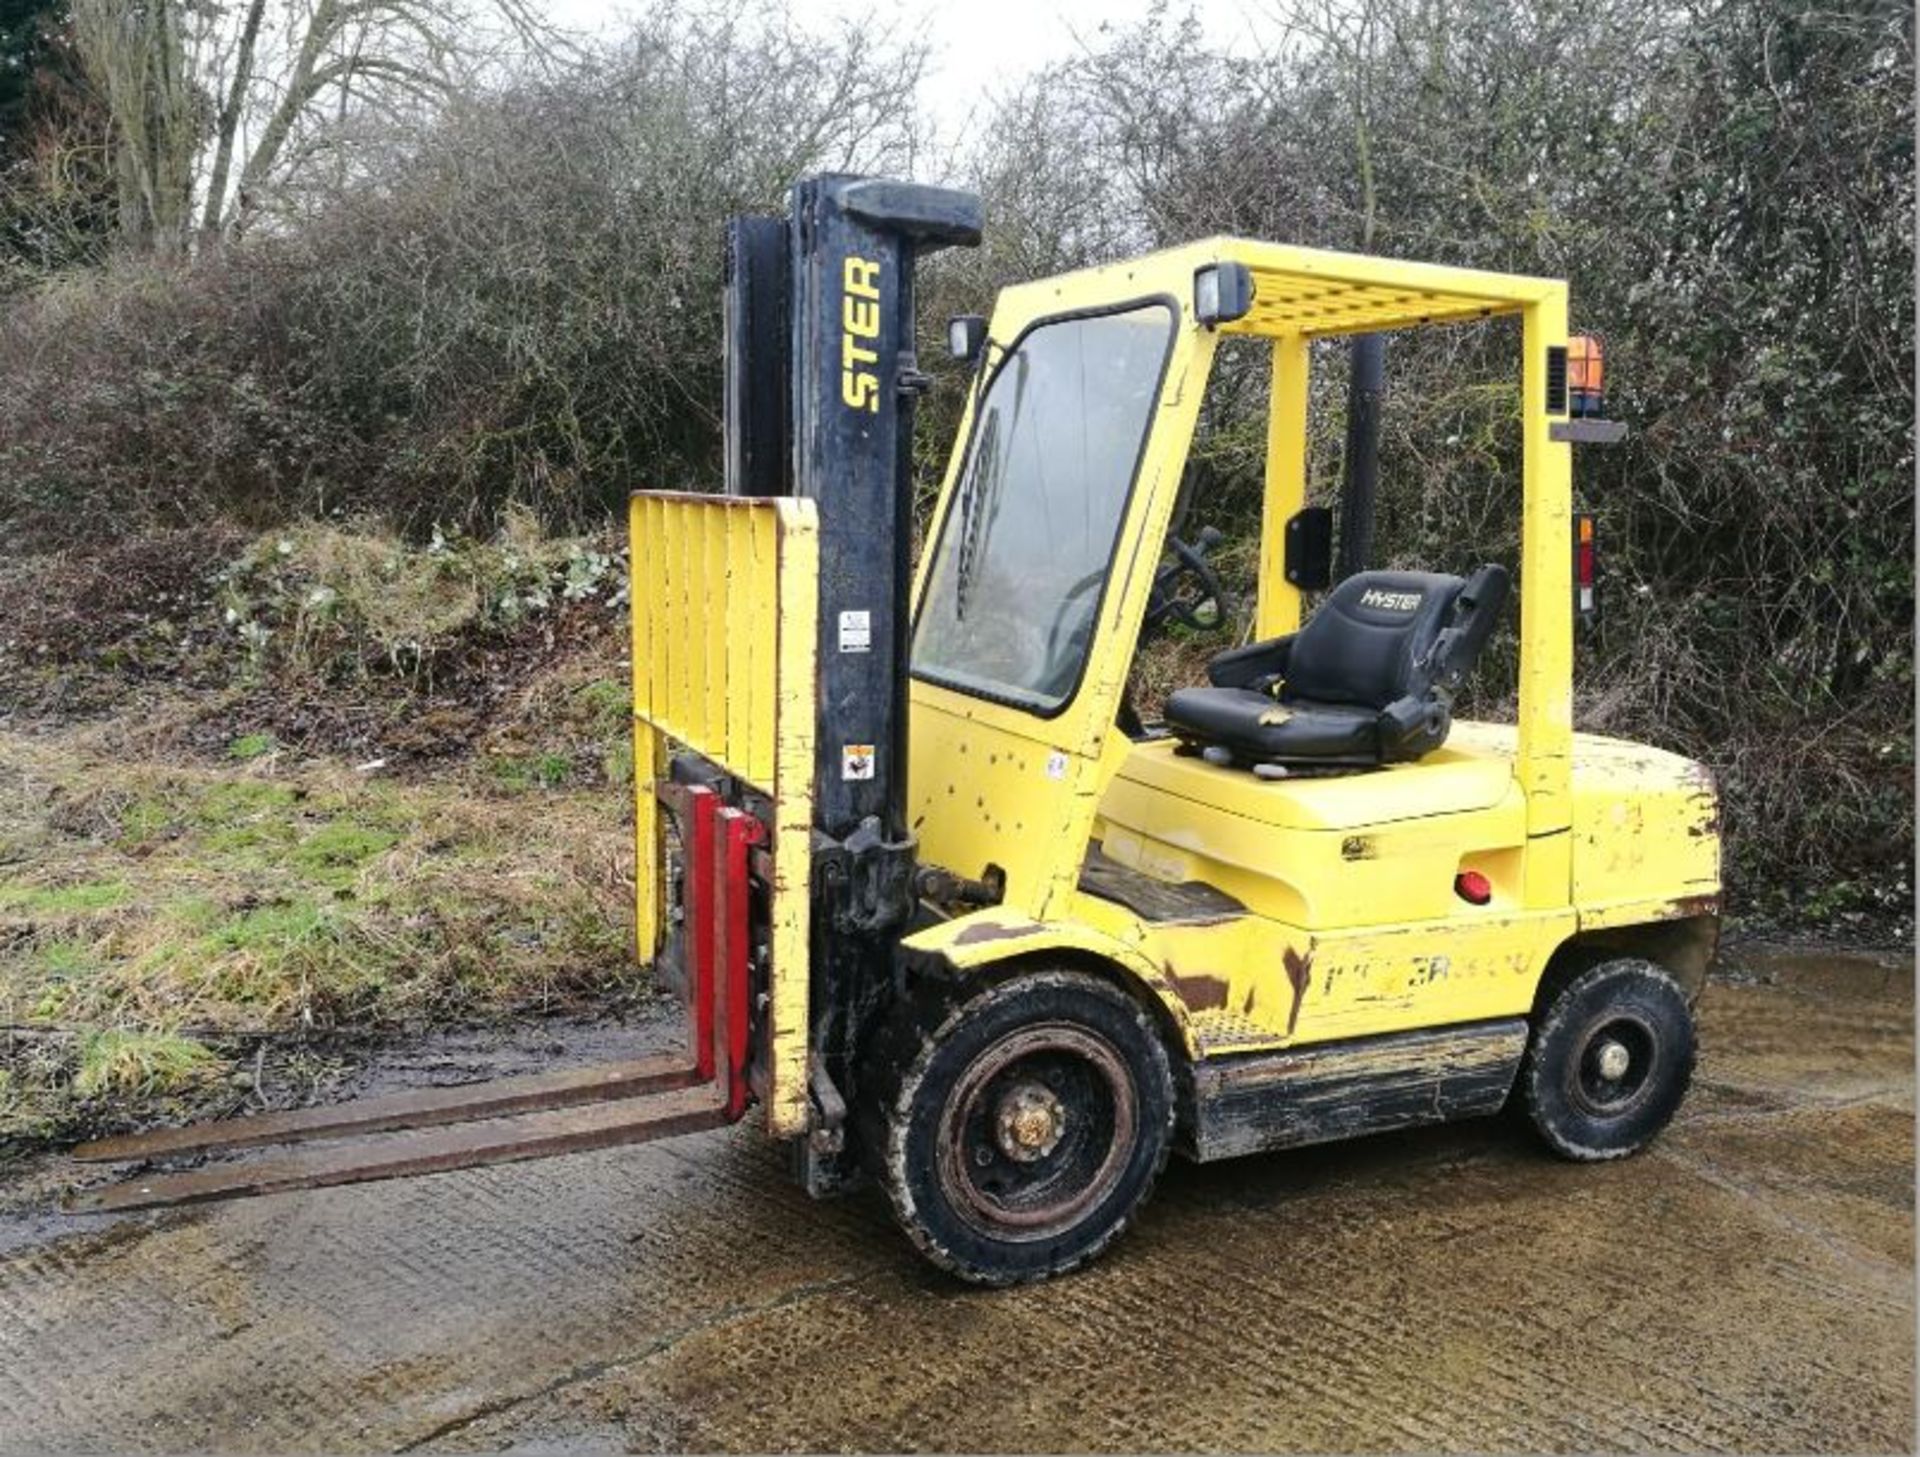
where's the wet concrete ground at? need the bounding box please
[1,943,1911,1453]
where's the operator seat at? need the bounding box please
[1163,565,1511,769]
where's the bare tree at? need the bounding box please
[72,0,565,250]
[1258,0,1386,249]
[71,0,203,249]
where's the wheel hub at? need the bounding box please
[1594,1038,1632,1082]
[995,1083,1066,1163]
[1569,1012,1660,1117]
[934,1021,1138,1242]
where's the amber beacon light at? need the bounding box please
[1568,335,1605,418]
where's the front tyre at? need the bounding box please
[880,972,1174,1285]
[1522,957,1697,1161]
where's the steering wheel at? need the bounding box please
[1144,526,1231,634]
[1040,567,1108,682]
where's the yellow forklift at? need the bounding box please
[71,175,1720,1285]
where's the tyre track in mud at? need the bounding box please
[0,945,1910,1453]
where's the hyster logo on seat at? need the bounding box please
[842,256,882,413]
[1360,588,1422,612]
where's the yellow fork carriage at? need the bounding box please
[72,174,1718,1286]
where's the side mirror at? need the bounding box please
[947,314,987,365]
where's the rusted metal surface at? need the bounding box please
[1282,946,1314,1034]
[659,780,720,1081]
[65,1086,731,1214]
[1665,893,1721,919]
[951,919,1046,946]
[1165,968,1231,1013]
[1188,1017,1528,1161]
[70,1055,705,1165]
[1567,906,1722,998]
[935,1023,1138,1239]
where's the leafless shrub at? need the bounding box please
[0,2,926,545]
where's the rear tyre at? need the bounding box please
[878,971,1174,1285]
[1522,957,1696,1161]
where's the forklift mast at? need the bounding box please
[723,176,983,1191]
[730,176,979,841]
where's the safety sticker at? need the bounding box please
[842,744,876,781]
[838,610,872,653]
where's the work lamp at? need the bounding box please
[1193,262,1255,326]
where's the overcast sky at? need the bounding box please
[542,0,1265,147]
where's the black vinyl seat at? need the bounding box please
[1164,565,1511,770]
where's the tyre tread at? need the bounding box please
[1522,956,1696,1161]
[877,971,1174,1286]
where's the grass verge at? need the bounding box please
[0,716,641,1150]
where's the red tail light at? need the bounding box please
[1574,513,1598,622]
[1455,870,1493,905]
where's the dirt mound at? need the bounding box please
[0,519,630,773]
[0,526,248,716]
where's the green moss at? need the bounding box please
[202,899,332,953]
[193,781,299,825]
[193,781,303,860]
[148,898,390,1015]
[117,795,179,849]
[0,714,643,1144]
[38,937,95,977]
[168,895,226,932]
[290,819,400,879]
[25,940,97,1019]
[574,678,630,737]
[601,738,634,787]
[202,821,299,859]
[28,985,70,1020]
[74,1029,222,1098]
[488,752,573,791]
[0,880,129,914]
[227,731,279,761]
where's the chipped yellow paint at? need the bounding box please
[1290,910,1578,1044]
[765,508,819,1136]
[905,238,1718,1063]
[901,904,1200,1057]
[629,491,817,1137]
[1568,731,1720,916]
[1518,289,1575,908]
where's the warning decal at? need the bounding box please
[838,610,872,653]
